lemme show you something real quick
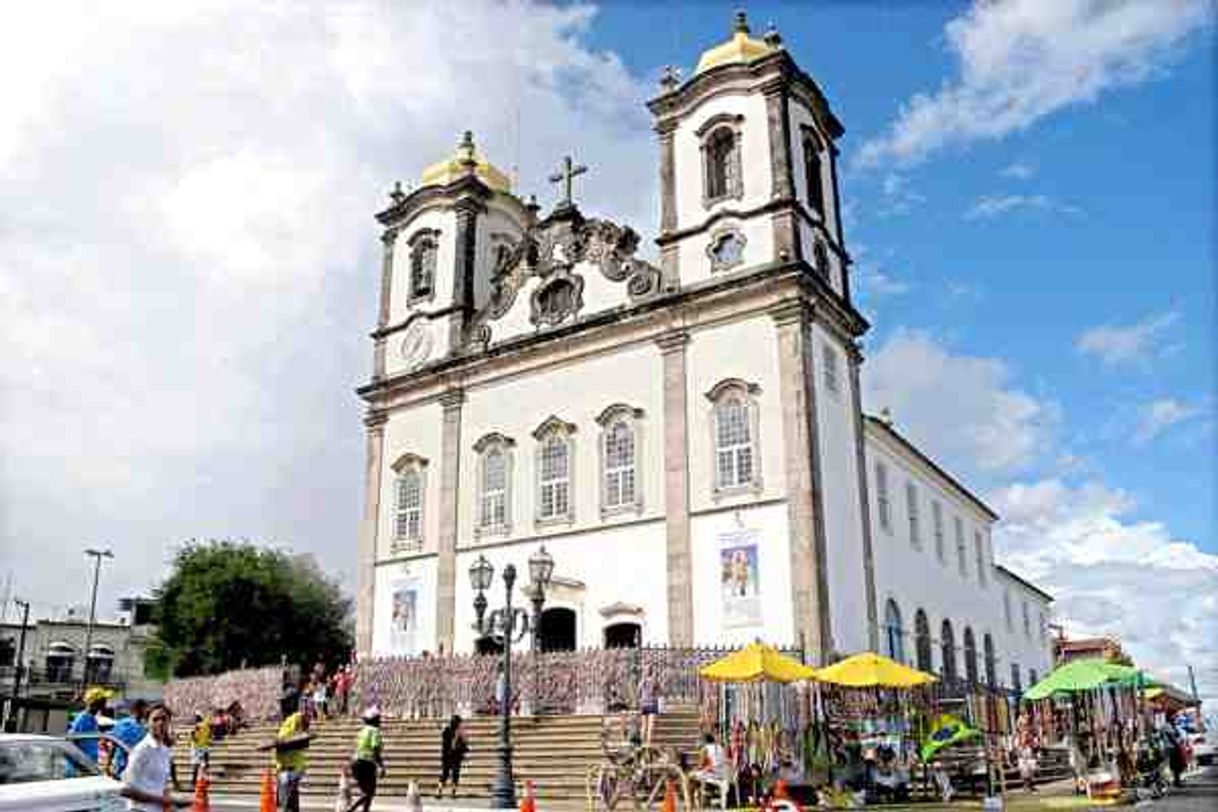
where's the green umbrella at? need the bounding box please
[1024,659,1151,701]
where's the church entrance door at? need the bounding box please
[475,635,504,656]
[603,622,641,649]
[538,607,577,652]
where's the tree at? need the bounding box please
[151,540,352,677]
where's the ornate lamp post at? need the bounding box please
[526,546,554,715]
[469,552,549,809]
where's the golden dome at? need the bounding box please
[695,12,779,75]
[420,131,511,193]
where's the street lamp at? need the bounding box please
[469,555,531,809]
[82,548,113,687]
[526,546,554,716]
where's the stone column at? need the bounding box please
[656,120,680,290]
[356,410,388,656]
[847,342,879,650]
[435,387,465,653]
[373,228,397,380]
[764,85,801,263]
[657,330,693,645]
[770,301,831,663]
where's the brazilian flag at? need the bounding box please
[920,714,980,762]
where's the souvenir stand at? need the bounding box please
[811,652,938,806]
[698,643,820,805]
[1021,660,1148,800]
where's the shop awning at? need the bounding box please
[1023,659,1148,700]
[813,651,937,688]
[699,642,818,684]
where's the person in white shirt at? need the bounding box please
[122,704,191,811]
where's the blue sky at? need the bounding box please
[0,1,1213,702]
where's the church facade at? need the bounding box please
[354,14,1052,687]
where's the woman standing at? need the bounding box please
[436,715,468,798]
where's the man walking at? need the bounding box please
[273,693,313,812]
[110,699,149,778]
[68,687,112,766]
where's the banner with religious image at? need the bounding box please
[389,577,420,654]
[719,529,761,628]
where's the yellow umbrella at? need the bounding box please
[813,651,937,688]
[700,642,819,683]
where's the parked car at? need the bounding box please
[0,734,125,811]
[1192,732,1215,766]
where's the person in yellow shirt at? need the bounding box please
[273,694,312,812]
[348,707,386,812]
[189,712,213,786]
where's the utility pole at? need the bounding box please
[6,599,30,732]
[81,548,114,686]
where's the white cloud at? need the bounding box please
[0,1,654,619]
[863,330,1058,476]
[999,161,1036,180]
[964,193,1083,219]
[1076,310,1180,367]
[1133,398,1205,444]
[857,0,1214,167]
[990,479,1218,709]
[878,172,926,216]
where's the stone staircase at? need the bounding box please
[176,710,703,801]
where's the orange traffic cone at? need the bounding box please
[520,779,537,812]
[662,778,677,812]
[258,768,276,812]
[192,766,211,812]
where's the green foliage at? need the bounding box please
[151,540,352,677]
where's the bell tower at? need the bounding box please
[648,12,851,299]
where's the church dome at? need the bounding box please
[420,131,511,193]
[695,12,779,75]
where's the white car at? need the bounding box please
[0,734,125,812]
[1192,731,1215,766]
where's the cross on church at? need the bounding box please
[548,155,587,210]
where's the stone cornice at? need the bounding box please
[438,388,465,411]
[654,330,690,353]
[647,51,844,141]
[374,174,499,228]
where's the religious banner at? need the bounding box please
[719,528,761,628]
[389,577,420,654]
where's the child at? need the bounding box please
[190,712,212,786]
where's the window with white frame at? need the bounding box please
[955,516,967,576]
[822,343,839,393]
[597,405,643,515]
[1004,590,1013,631]
[1039,611,1047,642]
[932,501,945,563]
[534,417,576,523]
[394,460,428,550]
[407,230,439,302]
[474,434,514,535]
[876,462,891,532]
[906,482,921,548]
[975,530,987,586]
[1022,600,1031,638]
[707,379,761,494]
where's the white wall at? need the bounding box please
[673,92,772,229]
[809,324,869,655]
[676,214,774,288]
[389,208,457,326]
[377,400,445,560]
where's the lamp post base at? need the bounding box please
[490,741,516,808]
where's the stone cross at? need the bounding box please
[547,155,587,209]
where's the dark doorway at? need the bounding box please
[475,635,504,656]
[603,622,641,649]
[538,608,577,652]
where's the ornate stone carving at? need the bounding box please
[529,267,585,327]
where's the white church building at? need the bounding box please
[354,14,1053,690]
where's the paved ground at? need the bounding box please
[206,763,1218,811]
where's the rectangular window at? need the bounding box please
[1022,601,1031,638]
[395,472,423,543]
[975,530,987,586]
[804,138,825,217]
[1004,590,1013,631]
[539,437,571,521]
[1039,611,1047,642]
[480,450,508,532]
[955,517,967,576]
[822,344,839,393]
[906,482,920,548]
[1011,663,1022,692]
[932,501,945,563]
[715,398,754,490]
[876,463,891,533]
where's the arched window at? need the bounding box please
[597,405,644,515]
[534,417,576,524]
[914,609,933,673]
[983,633,997,687]
[884,599,904,663]
[963,627,978,684]
[409,235,437,301]
[802,130,826,217]
[474,434,514,536]
[46,642,75,683]
[975,530,988,586]
[1011,662,1022,692]
[697,114,744,206]
[940,620,958,684]
[391,453,428,548]
[706,380,761,494]
[1029,668,1039,687]
[85,644,115,684]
